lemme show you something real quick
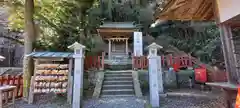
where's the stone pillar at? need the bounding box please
[148,56,160,107]
[108,39,111,60]
[146,42,163,107]
[68,42,86,108]
[126,39,128,55]
[157,56,164,93]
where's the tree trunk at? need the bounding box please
[135,0,140,5]
[108,0,112,21]
[23,0,35,99]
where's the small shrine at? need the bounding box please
[97,22,139,61]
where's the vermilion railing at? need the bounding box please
[0,74,23,98]
[132,55,194,70]
[84,56,104,70]
[132,56,148,69]
[84,53,194,70]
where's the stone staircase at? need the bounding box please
[101,71,135,97]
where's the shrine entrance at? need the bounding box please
[97,22,139,66]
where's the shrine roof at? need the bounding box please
[99,22,137,29]
[26,52,73,58]
[155,0,215,21]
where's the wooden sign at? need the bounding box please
[33,64,69,94]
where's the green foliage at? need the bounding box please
[150,21,222,64]
[7,0,156,53]
[7,0,100,53]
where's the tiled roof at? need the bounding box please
[26,52,74,58]
[155,0,215,21]
[100,22,137,29]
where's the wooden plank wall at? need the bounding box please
[232,28,240,83]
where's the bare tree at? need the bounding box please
[23,0,36,99]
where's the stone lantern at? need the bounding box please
[146,42,163,108]
[68,42,86,108]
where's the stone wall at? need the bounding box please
[138,69,195,95]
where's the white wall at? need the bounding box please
[217,0,240,23]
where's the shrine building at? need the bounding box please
[97,22,140,61]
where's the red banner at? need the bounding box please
[194,68,207,83]
[173,63,180,72]
[236,88,240,108]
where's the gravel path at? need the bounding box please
[10,96,145,108]
[83,97,146,108]
[9,89,226,108]
[157,96,225,108]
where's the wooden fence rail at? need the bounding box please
[84,56,104,70]
[132,55,194,70]
[0,74,23,99]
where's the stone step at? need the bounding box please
[101,89,134,95]
[105,74,132,78]
[104,77,133,81]
[105,71,132,74]
[107,70,133,73]
[101,94,135,98]
[103,80,133,85]
[102,84,134,90]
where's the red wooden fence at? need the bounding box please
[132,56,148,69]
[132,55,194,69]
[83,54,194,70]
[84,56,104,70]
[0,74,23,98]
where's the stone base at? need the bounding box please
[159,93,167,97]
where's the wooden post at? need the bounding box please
[132,56,135,70]
[68,42,86,108]
[219,24,236,84]
[146,42,163,107]
[126,39,128,55]
[169,55,173,67]
[67,59,73,104]
[101,52,105,70]
[157,56,164,94]
[161,56,164,67]
[108,40,111,60]
[28,59,39,104]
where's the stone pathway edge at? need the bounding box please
[92,72,105,98]
[132,71,143,97]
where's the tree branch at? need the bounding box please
[0,34,24,45]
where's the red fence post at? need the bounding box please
[161,56,164,67]
[20,75,23,97]
[102,52,105,70]
[0,74,24,99]
[84,56,88,70]
[15,75,20,97]
[97,56,100,69]
[189,54,193,67]
[144,56,148,69]
[0,76,2,85]
[141,56,144,70]
[132,56,134,70]
[6,74,10,85]
[169,55,173,67]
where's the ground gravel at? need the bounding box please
[83,97,146,108]
[157,96,225,108]
[9,89,226,108]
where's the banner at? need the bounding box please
[134,32,143,56]
[236,88,240,108]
